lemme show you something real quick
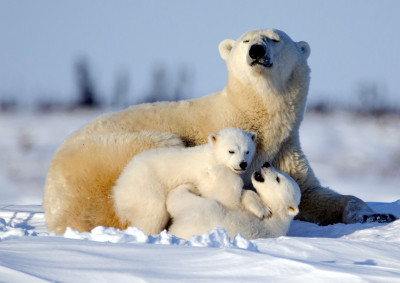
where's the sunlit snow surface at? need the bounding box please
[1,109,399,281]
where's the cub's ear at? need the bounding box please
[208,133,218,144]
[297,41,311,59]
[288,206,299,216]
[219,39,235,61]
[250,132,258,142]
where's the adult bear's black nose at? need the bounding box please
[240,161,247,170]
[249,44,266,60]
[262,162,271,168]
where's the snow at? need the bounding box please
[1,109,400,282]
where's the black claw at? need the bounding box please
[362,213,397,223]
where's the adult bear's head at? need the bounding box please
[219,29,311,94]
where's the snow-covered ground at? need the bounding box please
[1,109,399,282]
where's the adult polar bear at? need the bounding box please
[43,28,393,234]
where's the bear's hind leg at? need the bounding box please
[113,175,170,235]
[43,131,185,234]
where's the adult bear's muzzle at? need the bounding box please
[247,40,273,68]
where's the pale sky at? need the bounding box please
[1,0,399,107]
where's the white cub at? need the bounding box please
[167,162,301,240]
[112,128,257,235]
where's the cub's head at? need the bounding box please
[208,128,257,174]
[219,29,310,92]
[251,162,301,217]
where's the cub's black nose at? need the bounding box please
[262,162,271,168]
[249,44,266,60]
[254,171,265,183]
[239,161,247,170]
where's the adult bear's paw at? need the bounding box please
[361,213,397,223]
[342,196,397,224]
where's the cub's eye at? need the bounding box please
[243,40,250,43]
[229,150,235,154]
[246,151,250,155]
[276,176,280,183]
[271,38,280,43]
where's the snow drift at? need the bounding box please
[1,110,399,281]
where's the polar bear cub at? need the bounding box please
[167,162,301,240]
[112,128,257,235]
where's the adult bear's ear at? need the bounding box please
[250,132,258,142]
[297,41,311,59]
[208,133,218,144]
[219,39,235,61]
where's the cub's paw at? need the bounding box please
[361,213,397,223]
[241,190,272,219]
[260,206,273,219]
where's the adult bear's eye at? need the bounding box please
[271,38,280,43]
[229,150,235,154]
[243,40,250,43]
[276,176,280,183]
[246,151,250,155]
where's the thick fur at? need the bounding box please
[43,131,185,234]
[167,164,301,240]
[44,28,389,234]
[112,128,256,235]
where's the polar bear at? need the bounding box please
[44,28,394,234]
[112,128,258,235]
[167,162,301,240]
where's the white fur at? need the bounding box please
[167,164,301,240]
[112,128,257,235]
[45,28,379,235]
[219,29,310,95]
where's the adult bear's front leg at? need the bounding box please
[274,136,396,225]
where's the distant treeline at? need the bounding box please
[1,56,399,118]
[0,56,194,113]
[308,81,400,117]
